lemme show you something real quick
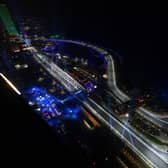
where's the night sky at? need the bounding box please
[6,0,168,90]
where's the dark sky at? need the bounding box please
[6,0,168,89]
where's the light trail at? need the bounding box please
[30,39,168,167]
[83,119,93,130]
[87,99,168,167]
[106,53,168,126]
[66,38,168,122]
[82,100,158,168]
[0,73,21,95]
[33,53,84,92]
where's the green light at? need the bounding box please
[50,34,64,39]
[0,4,18,35]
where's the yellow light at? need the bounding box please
[102,74,108,79]
[22,47,33,51]
[83,109,100,127]
[83,120,93,130]
[14,49,20,53]
[0,73,21,95]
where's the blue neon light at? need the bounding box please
[23,86,81,128]
[63,105,80,119]
[61,95,73,103]
[84,81,96,93]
